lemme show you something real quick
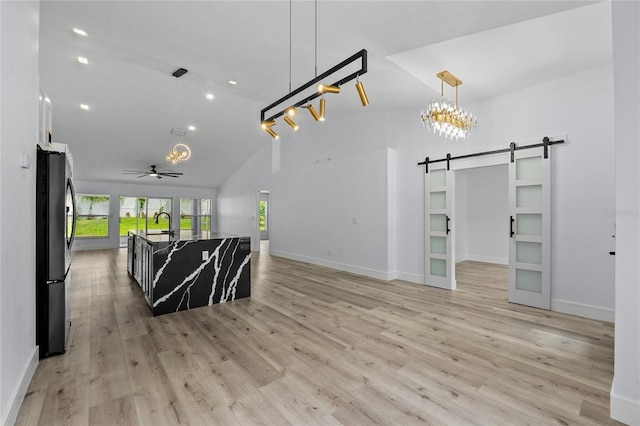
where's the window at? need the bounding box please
[180,198,212,235]
[76,194,110,238]
[146,198,172,233]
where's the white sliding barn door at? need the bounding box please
[424,166,456,290]
[508,148,550,309]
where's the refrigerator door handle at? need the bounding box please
[66,178,77,250]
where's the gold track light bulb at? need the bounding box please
[284,115,299,131]
[355,80,369,107]
[261,120,276,130]
[318,84,340,94]
[307,104,320,121]
[265,127,279,139]
[319,97,326,121]
[287,107,298,117]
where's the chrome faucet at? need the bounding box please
[155,212,172,235]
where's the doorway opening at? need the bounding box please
[423,140,553,309]
[454,165,509,297]
[258,190,270,253]
[455,164,509,264]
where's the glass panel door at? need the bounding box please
[424,166,456,290]
[180,198,212,238]
[146,198,172,235]
[508,148,550,309]
[119,196,139,247]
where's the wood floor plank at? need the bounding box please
[16,247,620,425]
[88,395,139,426]
[122,334,187,425]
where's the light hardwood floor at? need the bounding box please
[17,246,620,425]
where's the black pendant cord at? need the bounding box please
[417,137,565,173]
[289,0,292,93]
[314,0,317,78]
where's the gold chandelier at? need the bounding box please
[421,70,477,141]
[166,142,191,164]
[166,68,192,164]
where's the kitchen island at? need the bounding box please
[127,231,250,316]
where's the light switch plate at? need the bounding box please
[19,152,31,169]
[202,250,209,260]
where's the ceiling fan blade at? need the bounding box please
[122,171,146,174]
[137,174,148,178]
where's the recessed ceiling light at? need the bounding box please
[77,56,88,65]
[206,93,214,100]
[80,104,89,110]
[72,28,88,37]
[188,125,196,131]
[228,80,237,86]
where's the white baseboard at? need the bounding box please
[270,250,391,281]
[2,346,38,426]
[393,271,424,285]
[465,254,508,265]
[610,383,640,425]
[551,298,615,323]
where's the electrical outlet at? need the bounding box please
[202,250,209,261]
[328,250,331,257]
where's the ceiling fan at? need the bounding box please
[122,165,183,179]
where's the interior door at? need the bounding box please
[424,165,456,290]
[508,148,550,309]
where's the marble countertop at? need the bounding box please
[129,230,248,244]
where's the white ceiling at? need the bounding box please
[39,1,611,188]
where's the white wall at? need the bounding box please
[0,2,40,425]
[610,1,640,423]
[216,143,272,251]
[270,147,394,279]
[72,180,215,250]
[454,171,469,261]
[217,142,395,278]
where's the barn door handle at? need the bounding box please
[446,216,451,234]
[510,216,515,238]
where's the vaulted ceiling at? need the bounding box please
[39,1,611,188]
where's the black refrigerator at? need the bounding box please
[36,145,76,358]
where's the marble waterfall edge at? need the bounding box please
[151,237,251,315]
